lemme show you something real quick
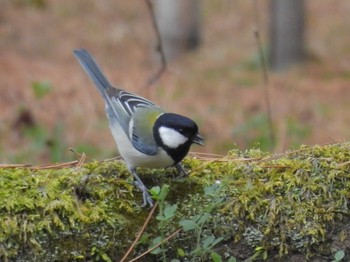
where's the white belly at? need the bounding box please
[109,121,175,169]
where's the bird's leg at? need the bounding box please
[175,163,188,177]
[130,168,154,207]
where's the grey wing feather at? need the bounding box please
[105,87,160,141]
[131,130,158,155]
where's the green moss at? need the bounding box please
[1,143,350,261]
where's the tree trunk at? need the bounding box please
[155,0,201,62]
[269,0,305,71]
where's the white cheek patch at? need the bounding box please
[159,126,188,149]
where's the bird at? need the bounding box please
[73,49,204,207]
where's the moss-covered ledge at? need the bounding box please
[1,143,350,261]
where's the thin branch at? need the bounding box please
[144,0,167,88]
[30,160,79,170]
[120,202,158,262]
[252,0,275,146]
[101,156,123,162]
[128,228,182,262]
[69,147,94,161]
[76,153,86,168]
[0,164,32,168]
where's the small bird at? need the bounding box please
[74,49,204,207]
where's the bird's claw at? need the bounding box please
[141,190,154,207]
[175,163,188,178]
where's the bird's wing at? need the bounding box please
[105,88,164,155]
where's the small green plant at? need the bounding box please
[332,250,345,262]
[31,81,52,99]
[149,185,177,261]
[210,252,237,262]
[148,183,234,261]
[91,245,112,262]
[247,246,268,261]
[178,183,227,260]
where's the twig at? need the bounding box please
[128,228,182,262]
[144,0,167,88]
[30,160,79,170]
[120,202,159,262]
[337,160,350,168]
[252,0,275,146]
[69,147,94,161]
[102,156,123,162]
[0,164,32,168]
[189,152,227,158]
[76,153,87,168]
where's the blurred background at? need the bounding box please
[1,0,350,164]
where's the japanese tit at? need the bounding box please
[74,49,204,207]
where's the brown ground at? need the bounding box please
[1,0,350,164]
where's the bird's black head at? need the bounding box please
[154,113,204,164]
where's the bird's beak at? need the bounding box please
[192,133,204,146]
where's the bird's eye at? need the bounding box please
[178,128,185,134]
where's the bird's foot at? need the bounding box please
[141,188,154,207]
[174,163,188,178]
[134,179,154,207]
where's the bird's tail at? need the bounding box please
[73,49,112,97]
